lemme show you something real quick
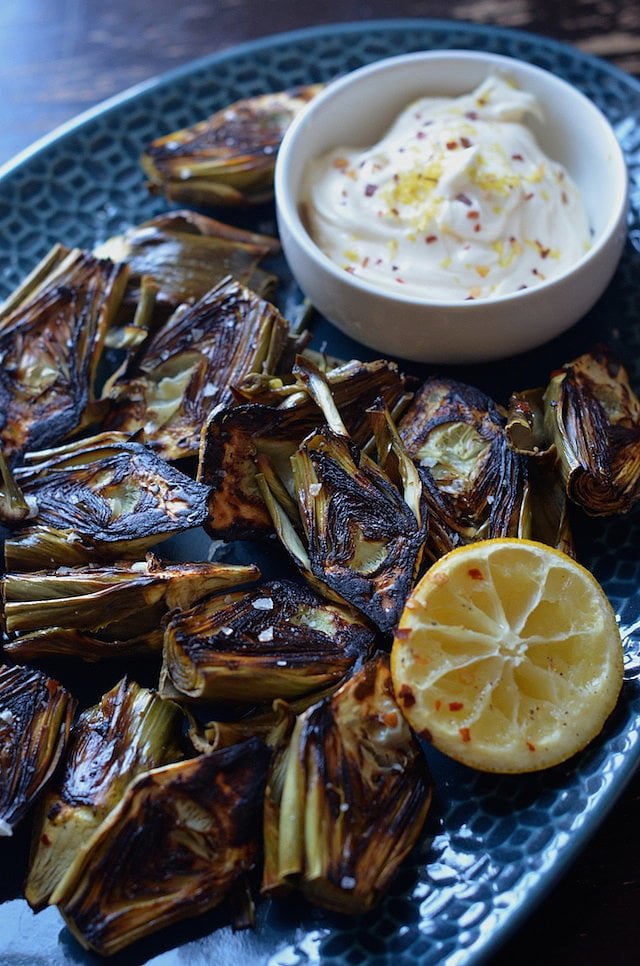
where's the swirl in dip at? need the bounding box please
[302,75,591,301]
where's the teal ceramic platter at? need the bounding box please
[0,18,639,966]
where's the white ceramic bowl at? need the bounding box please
[275,50,629,364]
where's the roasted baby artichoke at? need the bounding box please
[398,376,530,558]
[141,85,323,208]
[2,555,259,661]
[0,663,76,838]
[542,345,640,515]
[161,578,374,705]
[0,246,128,460]
[257,361,427,635]
[262,653,432,913]
[101,275,291,460]
[26,677,185,910]
[200,357,413,540]
[50,736,270,956]
[4,432,211,570]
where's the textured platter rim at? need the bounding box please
[0,17,639,966]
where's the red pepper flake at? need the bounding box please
[460,136,472,148]
[40,833,52,846]
[394,627,411,639]
[512,153,524,161]
[456,193,472,206]
[449,701,464,711]
[345,266,355,274]
[332,156,349,170]
[397,684,416,707]
[435,699,442,711]
[383,711,399,728]
[416,130,426,139]
[526,741,536,752]
[425,235,438,244]
[446,139,459,150]
[395,277,406,284]
[468,567,484,580]
[524,192,534,201]
[466,210,480,220]
[362,256,369,268]
[459,727,472,742]
[473,223,481,232]
[364,183,378,197]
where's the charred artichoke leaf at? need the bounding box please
[543,345,640,515]
[141,84,323,208]
[51,736,270,956]
[258,362,428,634]
[4,432,211,570]
[3,556,260,661]
[161,578,374,705]
[0,247,129,460]
[101,275,291,461]
[0,663,76,838]
[26,677,185,912]
[262,653,432,913]
[0,448,31,523]
[398,376,530,554]
[96,209,280,330]
[200,357,413,540]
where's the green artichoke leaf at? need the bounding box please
[262,653,432,913]
[4,432,211,569]
[101,275,291,461]
[26,677,185,911]
[50,736,270,956]
[543,345,640,515]
[161,578,375,704]
[140,85,323,208]
[0,663,76,838]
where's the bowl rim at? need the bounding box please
[274,48,630,310]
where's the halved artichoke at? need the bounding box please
[257,361,427,635]
[200,357,413,540]
[95,209,281,332]
[0,246,128,460]
[4,432,211,570]
[141,85,323,208]
[2,555,260,661]
[25,677,185,911]
[542,345,640,515]
[0,664,76,838]
[262,653,432,913]
[101,275,291,460]
[161,578,374,705]
[398,376,530,558]
[50,736,270,956]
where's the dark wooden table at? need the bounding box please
[0,1,638,964]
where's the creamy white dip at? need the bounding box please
[302,75,591,301]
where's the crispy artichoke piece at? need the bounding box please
[141,84,323,208]
[26,677,185,911]
[262,653,432,913]
[50,736,270,956]
[398,376,530,558]
[96,209,281,330]
[542,345,640,515]
[100,275,291,460]
[257,361,427,635]
[2,555,260,661]
[161,578,374,705]
[0,449,31,523]
[0,246,128,460]
[4,432,211,570]
[200,357,413,539]
[0,664,76,838]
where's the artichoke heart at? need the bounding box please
[26,677,185,911]
[398,376,530,557]
[161,578,375,705]
[0,246,128,460]
[542,345,640,515]
[95,209,281,329]
[50,736,270,957]
[257,360,427,635]
[0,663,76,838]
[262,653,432,913]
[2,555,260,661]
[4,432,211,570]
[101,275,291,460]
[141,84,323,208]
[200,357,413,540]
